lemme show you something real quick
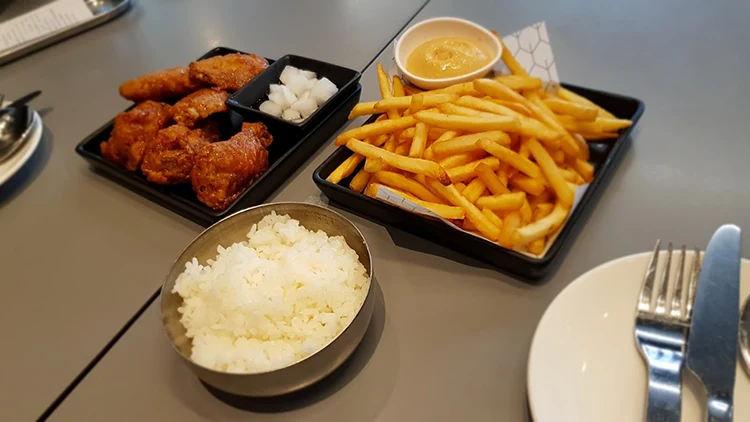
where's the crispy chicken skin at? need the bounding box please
[191,130,269,210]
[119,67,203,102]
[241,122,273,148]
[141,122,220,184]
[188,53,269,92]
[172,88,229,127]
[100,101,172,171]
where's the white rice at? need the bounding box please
[172,212,369,373]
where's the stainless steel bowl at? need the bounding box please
[159,202,374,397]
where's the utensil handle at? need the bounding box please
[707,396,732,422]
[645,362,682,422]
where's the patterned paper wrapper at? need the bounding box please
[381,22,588,258]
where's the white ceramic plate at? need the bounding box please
[0,103,42,186]
[528,251,750,422]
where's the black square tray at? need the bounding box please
[313,83,644,282]
[76,47,361,227]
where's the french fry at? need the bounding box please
[475,162,510,195]
[557,87,616,118]
[414,110,521,133]
[364,183,417,201]
[519,199,533,223]
[559,167,585,185]
[496,165,509,186]
[447,157,501,183]
[348,101,380,119]
[433,130,459,144]
[494,35,527,76]
[403,84,423,96]
[493,75,543,91]
[346,139,451,184]
[509,174,546,196]
[529,191,553,208]
[401,126,449,141]
[567,157,594,183]
[528,238,545,254]
[533,203,554,220]
[579,132,619,140]
[525,91,584,158]
[475,192,526,211]
[463,219,476,231]
[431,131,511,157]
[454,182,467,193]
[376,63,399,120]
[462,178,487,203]
[477,138,543,180]
[409,122,428,158]
[512,203,568,245]
[411,200,465,219]
[335,116,417,146]
[437,150,487,169]
[543,98,598,121]
[481,207,504,229]
[453,96,560,145]
[527,138,574,208]
[326,154,364,184]
[349,169,370,192]
[371,171,444,203]
[408,93,424,115]
[364,157,386,173]
[392,76,406,97]
[384,134,398,152]
[498,211,521,248]
[374,93,459,112]
[597,117,633,132]
[426,180,500,240]
[551,149,565,165]
[395,142,410,156]
[431,81,483,97]
[437,102,498,119]
[486,98,532,116]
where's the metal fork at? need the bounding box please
[635,241,702,422]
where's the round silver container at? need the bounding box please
[159,202,374,397]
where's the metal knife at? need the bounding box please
[687,224,742,422]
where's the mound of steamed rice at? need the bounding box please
[172,212,369,373]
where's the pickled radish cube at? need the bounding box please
[279,66,300,85]
[291,98,318,118]
[310,77,338,106]
[292,118,304,123]
[299,91,311,101]
[299,70,317,80]
[268,84,283,95]
[259,100,283,117]
[286,74,309,97]
[307,78,318,90]
[282,108,302,121]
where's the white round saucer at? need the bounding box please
[0,102,43,186]
[527,251,750,422]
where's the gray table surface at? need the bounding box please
[0,0,428,420]
[27,0,750,420]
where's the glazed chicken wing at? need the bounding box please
[172,88,229,127]
[191,130,269,210]
[119,67,203,102]
[100,101,172,171]
[241,122,273,148]
[141,122,220,185]
[188,53,269,92]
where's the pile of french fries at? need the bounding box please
[327,38,632,255]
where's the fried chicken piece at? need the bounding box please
[188,53,269,92]
[141,122,220,185]
[119,67,203,102]
[172,88,229,127]
[241,122,273,148]
[100,101,173,171]
[191,130,269,210]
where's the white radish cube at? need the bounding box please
[282,108,302,121]
[268,92,287,107]
[268,84,283,95]
[279,66,300,85]
[259,100,283,117]
[291,98,318,118]
[310,77,338,106]
[299,90,311,101]
[286,74,309,97]
[276,85,297,107]
[299,70,317,80]
[292,118,304,123]
[307,78,318,90]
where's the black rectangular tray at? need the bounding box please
[313,83,644,282]
[76,47,362,227]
